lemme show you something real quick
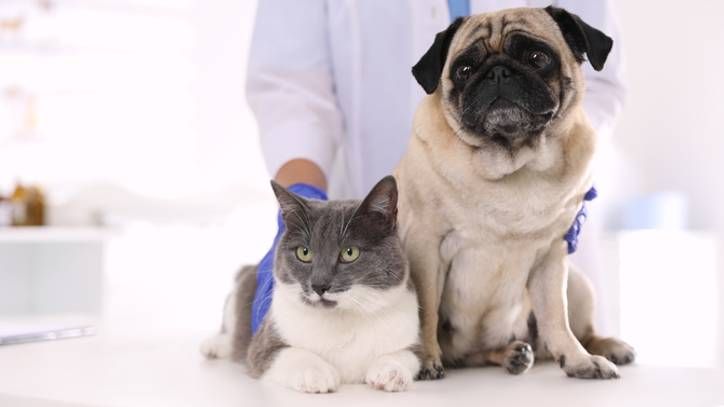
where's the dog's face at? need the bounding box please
[413,7,613,154]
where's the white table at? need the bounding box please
[1,332,722,407]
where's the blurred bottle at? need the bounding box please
[0,192,12,227]
[10,182,46,226]
[26,186,46,226]
[10,183,27,226]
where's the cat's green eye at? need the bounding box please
[340,247,360,263]
[295,246,313,263]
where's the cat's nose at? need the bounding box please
[311,283,331,297]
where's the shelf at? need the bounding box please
[0,226,112,242]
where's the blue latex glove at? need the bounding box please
[564,186,598,255]
[250,183,328,334]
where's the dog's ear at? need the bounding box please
[412,17,466,94]
[544,6,613,71]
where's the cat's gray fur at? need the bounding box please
[229,265,257,362]
[201,176,421,392]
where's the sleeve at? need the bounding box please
[245,0,344,178]
[554,0,626,134]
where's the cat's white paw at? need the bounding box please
[199,334,232,359]
[288,363,341,394]
[365,361,413,392]
[264,348,341,394]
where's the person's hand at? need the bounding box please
[250,183,328,333]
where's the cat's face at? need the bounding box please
[271,176,407,314]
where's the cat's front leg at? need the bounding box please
[365,349,420,392]
[263,348,341,394]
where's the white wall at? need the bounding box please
[613,0,724,364]
[615,0,724,231]
[0,0,270,215]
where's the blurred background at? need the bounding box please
[0,0,722,371]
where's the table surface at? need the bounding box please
[1,332,723,407]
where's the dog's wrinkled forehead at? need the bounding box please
[412,7,612,95]
[448,8,565,63]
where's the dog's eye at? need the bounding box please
[528,51,551,69]
[455,65,472,81]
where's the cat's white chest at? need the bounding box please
[271,285,419,383]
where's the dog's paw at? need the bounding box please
[366,361,413,392]
[504,341,534,375]
[199,334,232,359]
[289,363,341,394]
[587,337,636,366]
[561,354,619,380]
[605,343,636,366]
[416,356,445,380]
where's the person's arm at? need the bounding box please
[556,0,626,133]
[275,159,327,190]
[246,0,343,191]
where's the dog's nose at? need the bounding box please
[485,66,512,84]
[311,284,331,296]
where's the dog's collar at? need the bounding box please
[564,186,597,254]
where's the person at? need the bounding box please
[245,0,625,334]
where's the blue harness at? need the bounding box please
[564,187,598,254]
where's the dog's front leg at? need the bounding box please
[405,232,446,380]
[528,242,619,379]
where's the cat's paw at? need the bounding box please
[561,354,619,379]
[366,361,413,392]
[288,363,341,394]
[503,341,534,375]
[199,334,232,359]
[265,348,341,394]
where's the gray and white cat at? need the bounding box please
[200,176,421,393]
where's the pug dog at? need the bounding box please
[395,6,635,380]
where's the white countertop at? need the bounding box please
[1,224,722,407]
[1,332,722,407]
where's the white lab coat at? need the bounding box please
[246,0,625,199]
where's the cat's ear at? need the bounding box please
[270,180,308,228]
[357,176,398,232]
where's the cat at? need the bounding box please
[200,176,421,393]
